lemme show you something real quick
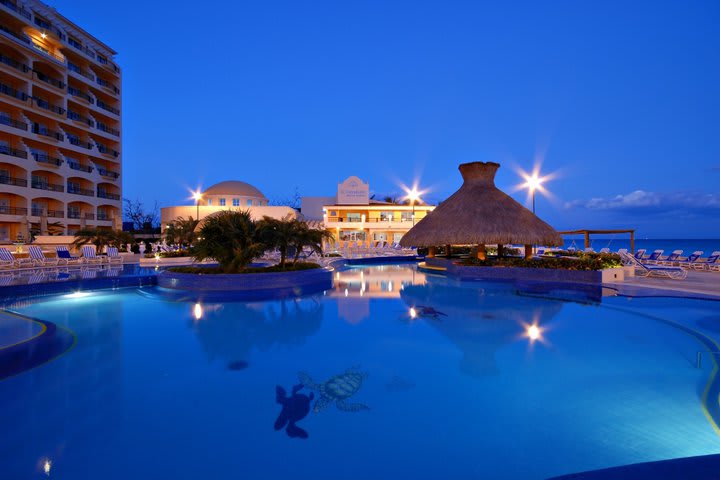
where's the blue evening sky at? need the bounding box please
[53,0,720,237]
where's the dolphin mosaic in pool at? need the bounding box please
[298,366,370,413]
[274,384,313,439]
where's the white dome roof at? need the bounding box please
[203,181,267,199]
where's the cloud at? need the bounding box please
[565,190,720,212]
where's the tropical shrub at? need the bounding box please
[165,216,199,247]
[71,228,126,254]
[460,252,623,270]
[192,210,265,273]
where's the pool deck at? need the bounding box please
[547,452,720,479]
[607,269,720,300]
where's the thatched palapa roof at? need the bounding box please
[399,162,563,247]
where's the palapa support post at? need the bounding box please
[445,244,452,258]
[497,245,504,258]
[477,244,486,260]
[428,246,436,258]
[524,244,532,260]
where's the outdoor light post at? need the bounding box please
[405,187,420,226]
[525,174,541,214]
[193,191,202,220]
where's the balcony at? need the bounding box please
[31,180,64,192]
[0,114,28,131]
[96,122,119,137]
[0,144,27,159]
[96,99,119,116]
[0,82,28,102]
[31,208,63,218]
[69,211,95,220]
[97,167,119,179]
[66,110,94,127]
[0,0,32,20]
[34,97,65,116]
[67,185,94,197]
[0,174,27,187]
[97,191,120,200]
[0,205,28,215]
[32,152,63,167]
[68,86,93,103]
[68,161,93,173]
[95,77,119,95]
[34,70,65,90]
[66,136,93,149]
[30,42,65,64]
[31,124,64,140]
[67,63,94,81]
[0,52,29,73]
[96,143,119,157]
[0,24,30,46]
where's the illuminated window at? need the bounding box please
[246,199,252,206]
[232,198,239,207]
[219,198,226,206]
[207,199,212,206]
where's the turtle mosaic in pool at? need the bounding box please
[2,263,720,479]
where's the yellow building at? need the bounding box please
[0,0,122,242]
[301,176,435,244]
[160,180,297,231]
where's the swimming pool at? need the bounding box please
[1,263,719,479]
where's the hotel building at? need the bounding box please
[301,176,435,244]
[0,0,122,242]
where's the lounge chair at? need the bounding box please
[80,245,104,264]
[106,247,123,264]
[617,248,628,255]
[56,246,82,265]
[28,245,60,266]
[677,250,703,268]
[693,251,720,271]
[634,249,647,260]
[620,252,687,280]
[599,248,610,253]
[0,247,21,269]
[643,250,664,264]
[657,250,682,266]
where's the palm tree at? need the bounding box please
[192,210,265,273]
[71,228,119,254]
[256,215,301,269]
[165,216,199,247]
[290,223,334,265]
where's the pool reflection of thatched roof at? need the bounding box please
[399,162,562,248]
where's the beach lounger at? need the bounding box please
[643,250,664,264]
[0,247,20,269]
[657,250,682,266]
[80,246,105,264]
[56,246,82,265]
[693,251,720,271]
[28,246,60,266]
[634,249,647,260]
[599,248,610,253]
[106,247,124,264]
[621,253,687,280]
[617,248,628,255]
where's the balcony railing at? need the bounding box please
[68,162,93,173]
[0,205,28,215]
[34,71,65,89]
[68,63,94,81]
[0,24,30,45]
[31,208,64,218]
[30,42,65,64]
[96,122,119,136]
[32,152,63,166]
[67,110,94,127]
[0,82,28,101]
[34,98,65,115]
[0,175,28,187]
[83,213,95,220]
[0,52,29,73]
[67,186,94,197]
[96,100,120,115]
[97,191,120,200]
[68,86,94,103]
[0,144,27,159]
[0,0,32,20]
[97,167,119,179]
[96,143,119,157]
[97,212,111,221]
[31,180,64,192]
[0,114,28,130]
[31,124,63,140]
[66,136,93,149]
[95,77,120,95]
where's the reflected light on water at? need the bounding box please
[409,307,417,319]
[523,321,546,345]
[193,303,203,321]
[43,458,51,476]
[65,291,91,299]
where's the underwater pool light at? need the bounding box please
[193,303,203,321]
[43,458,51,475]
[65,291,91,299]
[409,307,417,319]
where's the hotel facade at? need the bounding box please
[0,0,122,243]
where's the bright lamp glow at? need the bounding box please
[40,32,47,39]
[193,303,203,320]
[65,291,91,299]
[192,190,202,202]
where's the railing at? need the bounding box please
[68,162,93,173]
[96,122,120,136]
[68,86,94,103]
[0,24,30,45]
[31,43,65,63]
[0,52,29,72]
[0,205,28,215]
[0,0,32,20]
[97,191,120,200]
[68,38,82,50]
[32,152,63,166]
[97,213,110,221]
[0,144,27,159]
[34,97,65,115]
[31,180,64,192]
[0,175,28,187]
[97,167,119,179]
[68,63,94,81]
[67,186,94,197]
[34,70,65,89]
[0,82,28,101]
[31,208,64,218]
[96,143,119,157]
[66,136,93,149]
[95,77,119,95]
[31,124,63,140]
[83,213,95,220]
[0,115,28,130]
[67,110,94,127]
[96,100,120,115]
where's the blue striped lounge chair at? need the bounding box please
[657,250,682,266]
[678,251,704,269]
[695,251,720,271]
[0,247,20,269]
[106,247,123,264]
[28,245,60,266]
[621,252,687,280]
[634,249,647,260]
[56,246,82,265]
[80,245,104,264]
[643,250,664,264]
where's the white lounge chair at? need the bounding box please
[106,247,123,264]
[28,245,60,266]
[657,250,682,266]
[0,247,21,269]
[80,245,104,264]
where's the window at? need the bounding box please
[246,199,252,206]
[401,212,413,222]
[329,210,337,217]
[232,198,240,207]
[379,211,393,222]
[347,213,362,222]
[219,198,226,206]
[207,199,212,206]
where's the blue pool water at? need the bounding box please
[1,263,720,479]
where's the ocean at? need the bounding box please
[561,238,720,255]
